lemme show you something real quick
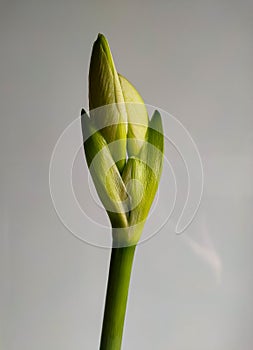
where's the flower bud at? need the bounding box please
[84,34,164,245]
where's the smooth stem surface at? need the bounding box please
[99,244,136,350]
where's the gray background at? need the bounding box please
[1,0,253,349]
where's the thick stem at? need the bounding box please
[99,244,136,350]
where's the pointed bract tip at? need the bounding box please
[150,110,163,133]
[151,109,161,121]
[94,33,110,51]
[97,33,105,40]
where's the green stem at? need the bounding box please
[99,244,136,350]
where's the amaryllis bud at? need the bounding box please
[84,34,164,244]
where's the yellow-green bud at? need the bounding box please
[84,34,164,246]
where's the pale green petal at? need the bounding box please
[118,74,148,157]
[121,156,156,244]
